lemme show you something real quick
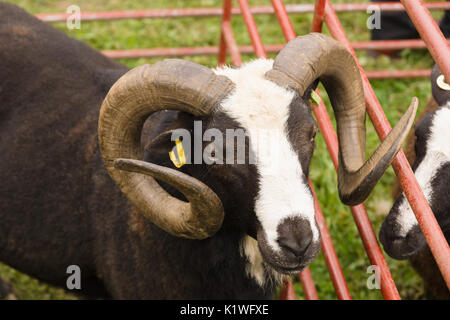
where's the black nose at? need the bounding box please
[277,218,313,258]
[379,220,425,260]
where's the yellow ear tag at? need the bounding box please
[169,139,186,168]
[309,90,321,107]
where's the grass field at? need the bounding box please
[1,0,444,300]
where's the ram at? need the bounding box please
[0,3,417,299]
[380,64,450,299]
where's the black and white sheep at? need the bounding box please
[0,3,417,299]
[380,64,450,299]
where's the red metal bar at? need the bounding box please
[278,279,297,300]
[312,0,327,33]
[365,69,431,79]
[401,0,450,84]
[270,0,296,42]
[35,3,450,22]
[237,0,266,59]
[218,0,241,67]
[299,268,319,300]
[270,0,297,42]
[99,37,450,60]
[310,179,352,300]
[218,36,228,68]
[221,22,242,67]
[323,0,450,290]
[329,1,450,12]
[353,38,450,50]
[219,0,232,66]
[102,47,220,59]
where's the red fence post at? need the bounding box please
[299,268,320,300]
[312,0,327,33]
[270,0,296,41]
[218,0,242,67]
[237,0,266,58]
[310,179,352,300]
[35,3,450,22]
[278,279,297,300]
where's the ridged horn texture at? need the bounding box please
[98,59,235,239]
[266,33,418,205]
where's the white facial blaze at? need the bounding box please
[396,105,450,237]
[214,59,318,253]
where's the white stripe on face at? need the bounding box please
[396,104,450,237]
[214,59,319,252]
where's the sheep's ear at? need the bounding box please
[302,79,320,102]
[144,112,195,168]
[144,128,194,170]
[145,130,175,154]
[431,64,450,106]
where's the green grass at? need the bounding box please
[2,0,443,300]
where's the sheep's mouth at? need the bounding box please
[384,238,421,260]
[380,224,427,260]
[257,231,320,275]
[264,260,306,274]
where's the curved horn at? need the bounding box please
[431,64,450,106]
[98,59,235,239]
[265,33,417,205]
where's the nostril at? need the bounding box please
[279,235,312,258]
[406,224,426,248]
[277,218,313,258]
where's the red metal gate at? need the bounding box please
[38,1,450,299]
